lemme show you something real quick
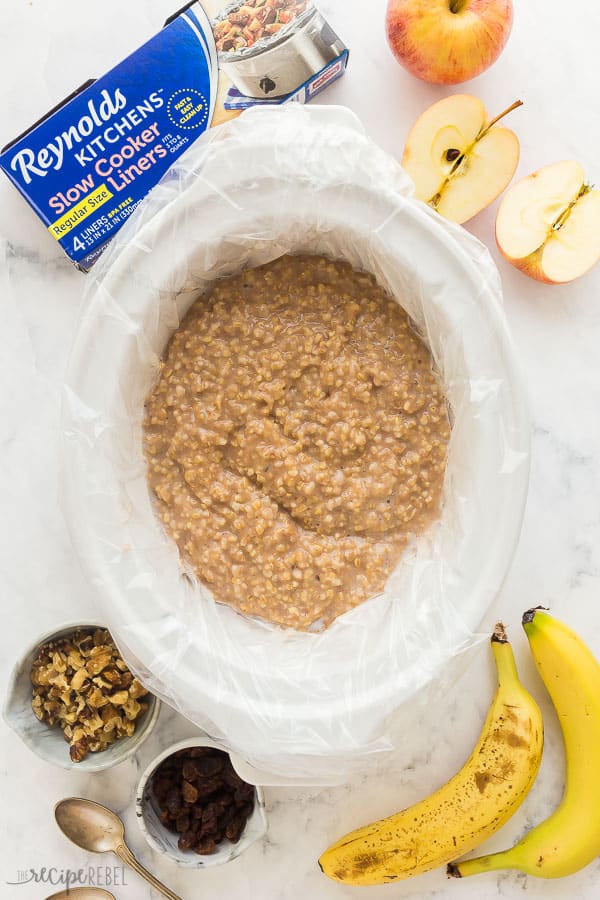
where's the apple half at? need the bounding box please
[496,161,600,284]
[402,94,521,224]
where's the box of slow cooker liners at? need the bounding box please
[0,0,348,271]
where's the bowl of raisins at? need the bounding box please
[136,737,268,866]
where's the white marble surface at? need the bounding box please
[2,0,600,898]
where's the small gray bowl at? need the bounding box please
[136,737,268,867]
[3,621,160,772]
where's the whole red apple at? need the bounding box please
[386,0,513,85]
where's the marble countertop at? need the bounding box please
[2,0,600,898]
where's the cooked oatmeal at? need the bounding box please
[143,255,450,630]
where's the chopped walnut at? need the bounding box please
[30,628,150,762]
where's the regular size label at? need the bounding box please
[48,184,114,239]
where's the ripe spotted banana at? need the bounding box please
[449,608,600,880]
[318,624,543,885]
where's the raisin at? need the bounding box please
[222,759,245,788]
[201,817,218,836]
[225,814,246,843]
[213,792,230,815]
[234,784,254,806]
[178,831,197,851]
[194,756,224,777]
[159,811,178,833]
[221,804,240,827]
[202,803,217,823]
[182,760,200,782]
[196,775,223,798]
[166,787,182,816]
[182,780,199,804]
[176,814,191,833]
[196,837,217,855]
[153,778,172,803]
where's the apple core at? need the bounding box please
[402,94,522,224]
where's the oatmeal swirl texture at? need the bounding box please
[143,255,450,630]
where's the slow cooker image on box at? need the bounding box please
[213,1,346,98]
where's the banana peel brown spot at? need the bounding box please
[505,731,529,748]
[352,851,386,873]
[475,771,492,793]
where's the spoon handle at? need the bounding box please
[115,842,182,900]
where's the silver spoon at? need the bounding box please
[46,890,116,900]
[55,798,181,900]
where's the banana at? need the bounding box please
[318,624,543,885]
[449,608,600,880]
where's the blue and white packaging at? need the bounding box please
[0,0,348,271]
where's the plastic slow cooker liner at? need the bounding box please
[62,105,530,784]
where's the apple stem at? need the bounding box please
[478,100,524,141]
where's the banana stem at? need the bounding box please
[492,621,508,644]
[522,606,548,626]
[491,633,519,687]
[448,849,520,878]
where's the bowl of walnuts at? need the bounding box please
[3,622,160,771]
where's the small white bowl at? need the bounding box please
[136,737,268,867]
[3,621,160,772]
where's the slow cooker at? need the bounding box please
[62,106,530,785]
